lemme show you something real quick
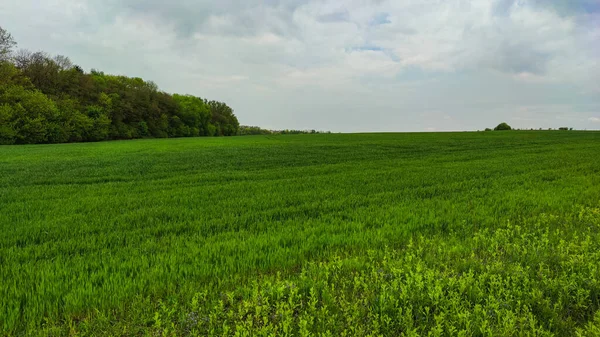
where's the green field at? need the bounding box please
[2,132,600,336]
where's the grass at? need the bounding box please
[1,131,600,336]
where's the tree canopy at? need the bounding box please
[0,26,239,145]
[0,26,16,61]
[494,122,512,131]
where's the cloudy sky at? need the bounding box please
[1,0,599,132]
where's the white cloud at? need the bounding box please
[590,117,600,123]
[0,0,599,131]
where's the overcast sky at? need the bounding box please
[1,0,599,132]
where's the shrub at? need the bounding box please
[494,122,512,131]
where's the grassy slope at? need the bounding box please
[1,131,600,335]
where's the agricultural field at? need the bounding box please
[1,131,600,336]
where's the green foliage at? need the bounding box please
[206,123,217,136]
[0,104,17,144]
[238,125,273,135]
[173,94,211,136]
[138,121,150,137]
[494,122,512,131]
[0,85,62,144]
[0,26,240,145]
[1,132,600,335]
[0,62,29,87]
[238,125,331,136]
[205,100,240,136]
[154,208,600,336]
[0,26,16,61]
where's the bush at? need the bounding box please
[494,122,512,131]
[0,104,16,144]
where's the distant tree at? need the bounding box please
[238,126,330,136]
[0,26,16,61]
[238,125,272,136]
[204,100,239,136]
[0,61,31,88]
[558,127,569,131]
[13,51,63,96]
[0,85,64,144]
[484,128,492,131]
[172,94,211,136]
[494,122,512,131]
[0,105,17,144]
[53,55,73,71]
[12,49,32,69]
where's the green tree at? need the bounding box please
[0,85,63,143]
[0,26,16,61]
[14,51,64,96]
[56,99,90,142]
[0,104,17,144]
[494,122,512,131]
[173,94,211,137]
[0,28,241,145]
[0,62,25,87]
[238,125,272,135]
[205,100,239,136]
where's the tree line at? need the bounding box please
[0,26,239,145]
[238,125,331,136]
[484,123,575,132]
